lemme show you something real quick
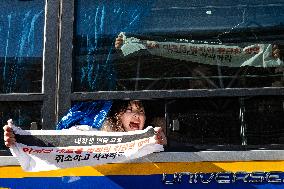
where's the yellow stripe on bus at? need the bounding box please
[1,161,284,178]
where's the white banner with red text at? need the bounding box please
[10,126,163,172]
[120,33,283,67]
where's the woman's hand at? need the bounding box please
[154,127,167,145]
[272,44,284,60]
[272,44,280,59]
[3,120,16,147]
[115,33,124,49]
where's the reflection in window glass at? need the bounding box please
[0,102,42,150]
[0,0,44,93]
[74,0,284,91]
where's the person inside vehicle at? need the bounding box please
[3,100,167,147]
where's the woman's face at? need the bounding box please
[120,101,146,131]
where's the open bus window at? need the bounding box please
[73,0,284,92]
[71,100,166,132]
[0,0,44,93]
[1,98,283,152]
[0,102,42,151]
[70,97,284,151]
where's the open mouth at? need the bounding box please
[129,122,140,130]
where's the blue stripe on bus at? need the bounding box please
[1,175,284,189]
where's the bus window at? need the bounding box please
[73,0,284,92]
[166,96,284,151]
[69,0,284,152]
[0,0,45,152]
[245,97,284,145]
[71,97,284,151]
[0,0,44,93]
[71,100,166,132]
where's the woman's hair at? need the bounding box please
[102,100,145,132]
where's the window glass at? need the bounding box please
[0,0,44,93]
[167,98,241,149]
[0,102,42,151]
[74,0,284,91]
[166,96,284,151]
[245,97,284,145]
[73,0,151,91]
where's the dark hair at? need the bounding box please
[109,100,145,117]
[107,100,145,131]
